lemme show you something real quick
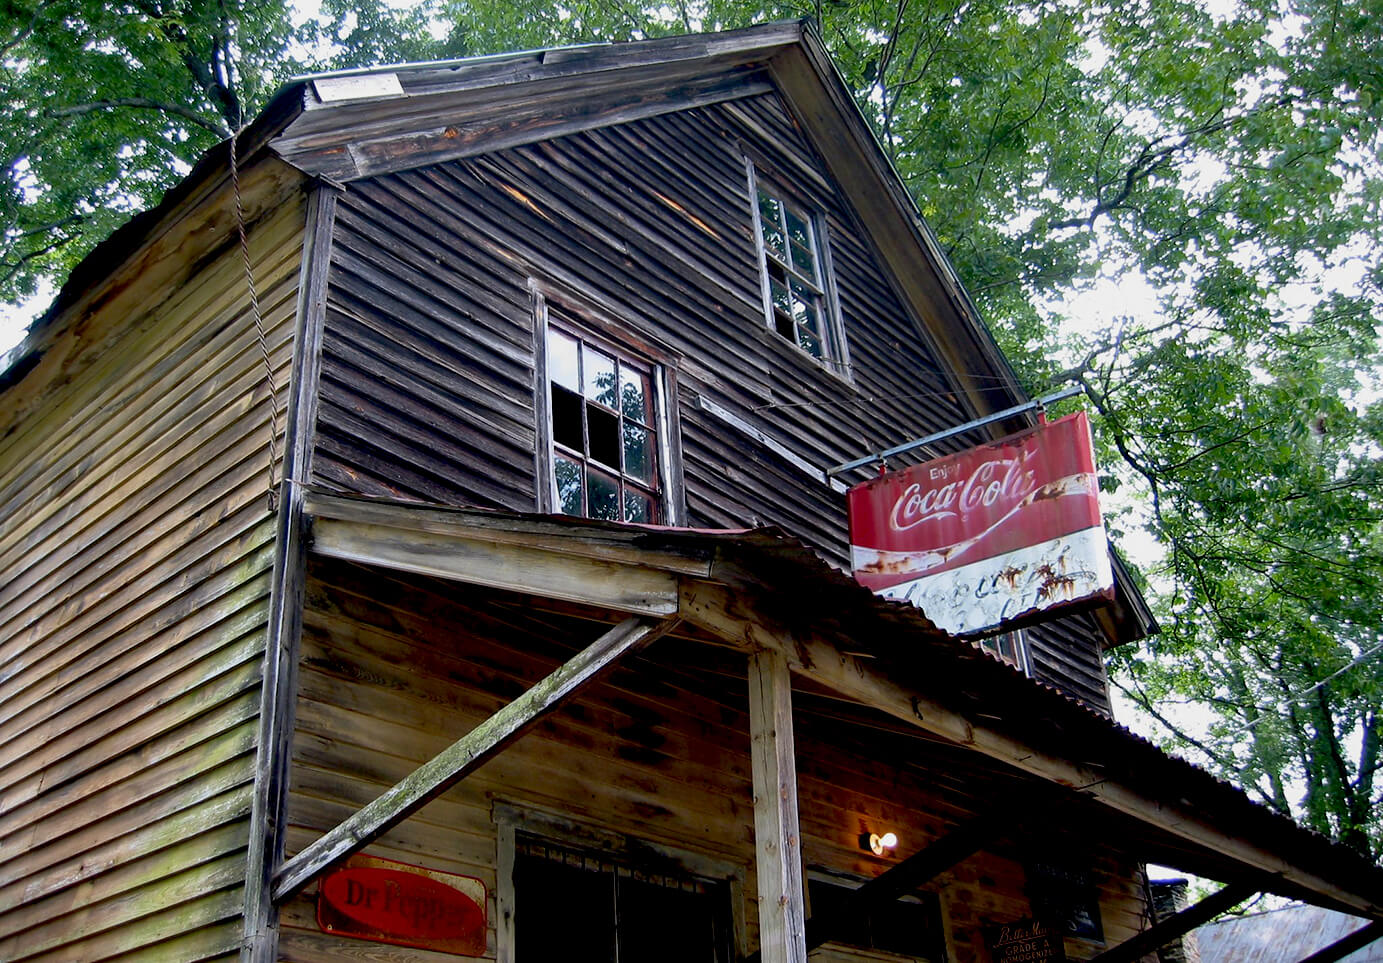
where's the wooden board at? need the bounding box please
[0,196,307,959]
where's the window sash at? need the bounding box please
[545,322,662,524]
[749,168,845,370]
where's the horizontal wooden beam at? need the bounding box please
[1299,921,1383,963]
[677,577,1383,918]
[1087,882,1256,963]
[310,514,680,616]
[272,615,677,902]
[304,490,715,576]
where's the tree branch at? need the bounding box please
[44,98,228,136]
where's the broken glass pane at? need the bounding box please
[554,456,583,515]
[587,470,620,521]
[551,384,584,451]
[585,347,617,408]
[587,403,620,469]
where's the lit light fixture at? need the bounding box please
[860,831,899,856]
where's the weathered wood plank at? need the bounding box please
[679,577,1378,917]
[0,590,268,789]
[273,615,678,901]
[748,647,807,963]
[243,180,339,963]
[0,157,303,442]
[309,515,681,616]
[0,663,260,833]
[0,786,252,913]
[0,201,302,546]
[305,491,714,575]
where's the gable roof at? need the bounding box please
[3,21,1024,436]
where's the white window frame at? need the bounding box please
[532,287,684,525]
[977,627,1031,675]
[747,160,851,379]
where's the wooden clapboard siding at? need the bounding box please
[312,86,1114,710]
[312,90,972,535]
[0,192,306,961]
[282,558,1148,962]
[1027,614,1113,714]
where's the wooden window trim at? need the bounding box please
[977,627,1030,675]
[531,285,686,525]
[746,160,852,383]
[805,873,950,963]
[493,801,747,963]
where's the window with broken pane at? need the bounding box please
[753,183,836,363]
[547,327,660,524]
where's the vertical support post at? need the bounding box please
[748,647,808,963]
[241,181,339,962]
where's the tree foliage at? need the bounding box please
[0,0,451,305]
[437,0,1383,857]
[3,0,1381,855]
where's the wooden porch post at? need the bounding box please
[748,647,808,963]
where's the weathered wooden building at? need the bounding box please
[1,21,1380,963]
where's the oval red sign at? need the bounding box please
[319,864,485,950]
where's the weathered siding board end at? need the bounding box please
[0,180,307,959]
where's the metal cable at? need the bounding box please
[230,125,280,514]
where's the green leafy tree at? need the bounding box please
[4,0,1381,855]
[435,0,1383,857]
[0,0,453,307]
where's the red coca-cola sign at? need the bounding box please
[318,855,487,955]
[849,412,1112,635]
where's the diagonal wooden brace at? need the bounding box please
[271,614,678,903]
[1299,920,1383,963]
[1086,881,1258,963]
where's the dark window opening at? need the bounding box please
[808,878,947,961]
[513,836,733,963]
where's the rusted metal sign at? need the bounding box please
[848,412,1113,636]
[317,854,487,956]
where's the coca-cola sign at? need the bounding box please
[848,412,1113,636]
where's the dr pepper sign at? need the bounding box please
[848,412,1114,636]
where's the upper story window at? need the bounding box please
[749,167,848,371]
[545,323,663,524]
[979,628,1029,673]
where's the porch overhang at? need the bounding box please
[296,489,1383,922]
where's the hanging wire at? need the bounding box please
[1214,638,1383,742]
[229,124,281,514]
